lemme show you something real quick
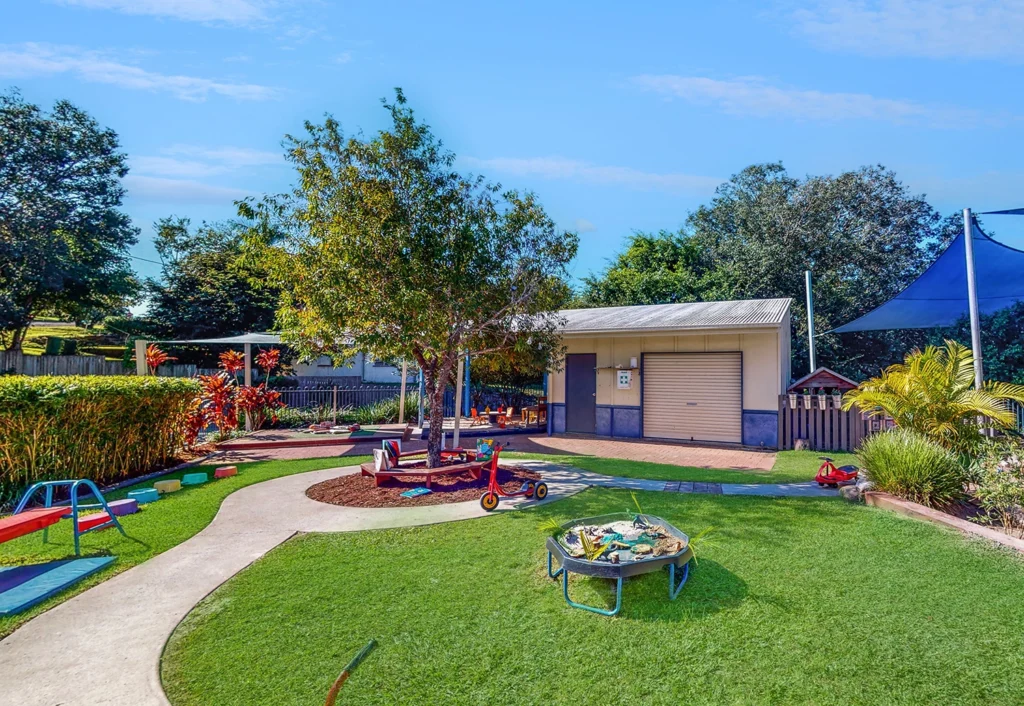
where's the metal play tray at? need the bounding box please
[545,512,694,616]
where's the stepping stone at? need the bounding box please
[181,472,208,486]
[154,479,181,494]
[128,488,159,504]
[106,499,138,516]
[214,465,238,479]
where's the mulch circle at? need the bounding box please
[306,464,542,508]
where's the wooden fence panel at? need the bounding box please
[778,395,877,452]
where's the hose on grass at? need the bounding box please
[324,639,377,706]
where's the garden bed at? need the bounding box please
[306,465,541,508]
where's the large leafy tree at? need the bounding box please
[241,90,577,465]
[145,217,279,345]
[576,163,961,380]
[0,90,139,350]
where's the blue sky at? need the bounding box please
[2,0,1023,288]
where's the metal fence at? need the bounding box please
[1011,400,1024,434]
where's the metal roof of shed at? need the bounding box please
[558,298,791,335]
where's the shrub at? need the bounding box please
[971,440,1024,537]
[857,428,965,508]
[0,375,199,507]
[844,340,1024,456]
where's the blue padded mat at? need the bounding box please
[0,557,115,615]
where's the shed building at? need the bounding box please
[547,298,791,447]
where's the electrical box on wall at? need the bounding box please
[616,369,633,389]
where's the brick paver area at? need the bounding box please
[505,434,775,470]
[218,433,775,470]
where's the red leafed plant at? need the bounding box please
[219,350,246,375]
[145,344,176,374]
[255,348,281,376]
[198,373,238,434]
[181,396,211,451]
[236,383,284,430]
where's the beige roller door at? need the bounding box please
[642,353,742,443]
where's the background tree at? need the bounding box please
[0,90,139,350]
[576,163,961,380]
[241,90,577,466]
[470,347,549,411]
[138,217,279,365]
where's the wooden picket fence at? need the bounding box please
[777,394,879,452]
[0,351,197,378]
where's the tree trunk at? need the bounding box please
[8,325,27,352]
[426,382,446,467]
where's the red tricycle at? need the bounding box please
[478,443,548,511]
[815,456,859,488]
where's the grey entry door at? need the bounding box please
[565,353,596,434]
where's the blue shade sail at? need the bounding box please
[833,220,1024,333]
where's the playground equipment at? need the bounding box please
[546,513,693,616]
[9,479,126,555]
[154,479,181,494]
[182,472,208,486]
[478,443,548,511]
[814,456,859,488]
[128,488,159,504]
[214,465,238,478]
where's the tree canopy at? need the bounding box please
[144,217,279,343]
[0,90,139,350]
[576,163,962,380]
[241,90,577,464]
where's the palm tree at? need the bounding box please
[842,340,1024,455]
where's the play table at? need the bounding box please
[546,513,694,616]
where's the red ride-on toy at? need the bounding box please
[479,443,549,511]
[815,456,859,488]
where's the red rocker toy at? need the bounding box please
[814,456,859,488]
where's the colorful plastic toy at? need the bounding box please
[181,472,208,486]
[106,499,139,517]
[479,444,548,511]
[154,479,181,494]
[128,488,159,504]
[214,465,238,479]
[815,456,859,488]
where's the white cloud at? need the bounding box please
[0,43,276,102]
[574,219,597,233]
[632,74,983,127]
[790,0,1024,60]
[123,175,250,203]
[54,0,270,25]
[463,156,721,194]
[333,51,352,64]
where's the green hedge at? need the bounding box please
[0,375,199,506]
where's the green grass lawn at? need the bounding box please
[506,449,858,484]
[162,488,1024,706]
[0,455,366,639]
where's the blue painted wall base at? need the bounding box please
[742,410,778,448]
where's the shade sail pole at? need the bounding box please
[963,208,984,388]
[805,270,817,374]
[398,360,408,425]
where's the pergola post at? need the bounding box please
[134,339,148,376]
[243,343,252,431]
[398,360,408,425]
[453,355,464,449]
[417,371,425,428]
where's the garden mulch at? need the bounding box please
[306,465,541,508]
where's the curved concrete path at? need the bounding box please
[0,463,836,706]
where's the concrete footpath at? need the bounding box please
[0,463,835,706]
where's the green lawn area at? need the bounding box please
[506,449,858,484]
[0,455,367,639]
[162,487,1024,705]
